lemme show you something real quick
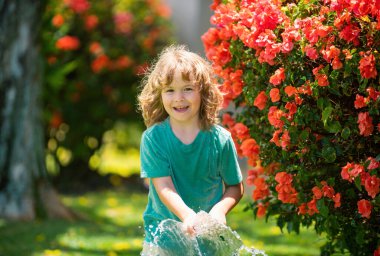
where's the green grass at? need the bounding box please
[0,188,328,256]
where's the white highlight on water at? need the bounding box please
[142,211,267,256]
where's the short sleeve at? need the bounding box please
[140,131,171,178]
[220,135,243,185]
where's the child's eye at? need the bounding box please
[184,87,193,92]
[164,89,174,93]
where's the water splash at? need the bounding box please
[142,211,267,256]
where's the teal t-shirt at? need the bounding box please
[140,118,242,243]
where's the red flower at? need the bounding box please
[374,246,380,256]
[339,23,360,46]
[246,167,263,185]
[269,88,280,102]
[354,94,369,109]
[285,102,297,115]
[217,41,233,66]
[280,130,291,150]
[257,203,267,218]
[113,55,133,70]
[298,203,307,215]
[284,86,297,97]
[332,57,343,70]
[367,157,380,170]
[321,181,335,198]
[254,91,268,110]
[366,87,380,101]
[240,138,260,158]
[357,199,372,219]
[312,65,329,86]
[304,44,318,60]
[334,12,351,29]
[229,69,244,97]
[364,175,380,198]
[275,172,292,184]
[55,36,80,51]
[352,0,372,16]
[52,14,64,27]
[359,54,377,79]
[298,83,313,95]
[85,15,99,31]
[270,130,281,147]
[50,111,63,128]
[222,113,235,128]
[294,94,303,105]
[232,123,250,140]
[89,42,103,55]
[332,193,341,208]
[342,49,353,60]
[269,67,285,86]
[91,54,110,73]
[341,162,365,182]
[268,106,285,129]
[312,186,323,199]
[64,0,90,13]
[307,198,319,216]
[275,172,298,204]
[252,177,270,200]
[357,112,373,137]
[321,45,340,63]
[316,74,329,86]
[114,12,133,34]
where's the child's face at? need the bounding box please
[161,70,201,127]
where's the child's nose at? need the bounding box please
[174,91,184,101]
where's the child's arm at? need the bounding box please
[152,176,197,234]
[209,182,244,224]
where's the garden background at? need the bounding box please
[0,0,378,255]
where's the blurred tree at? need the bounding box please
[41,0,173,190]
[0,0,75,220]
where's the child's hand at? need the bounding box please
[208,208,226,225]
[182,211,197,236]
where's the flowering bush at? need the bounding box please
[203,0,380,255]
[42,0,173,179]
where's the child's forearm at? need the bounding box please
[152,177,195,221]
[211,182,244,215]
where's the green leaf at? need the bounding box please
[317,98,327,110]
[287,221,293,234]
[359,79,368,91]
[317,199,329,217]
[322,146,336,163]
[277,216,285,232]
[46,60,78,91]
[354,176,362,191]
[326,121,341,133]
[355,229,365,244]
[322,107,333,125]
[341,127,351,139]
[299,129,309,140]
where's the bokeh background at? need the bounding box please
[0,0,329,255]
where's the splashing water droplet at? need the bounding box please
[141,211,267,256]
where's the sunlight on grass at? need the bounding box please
[89,122,143,178]
[56,231,144,251]
[0,188,333,256]
[93,146,141,178]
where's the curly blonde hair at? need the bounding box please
[137,45,223,130]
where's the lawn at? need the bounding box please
[0,186,329,256]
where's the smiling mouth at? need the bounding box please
[173,106,189,112]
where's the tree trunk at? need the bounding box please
[0,0,76,220]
